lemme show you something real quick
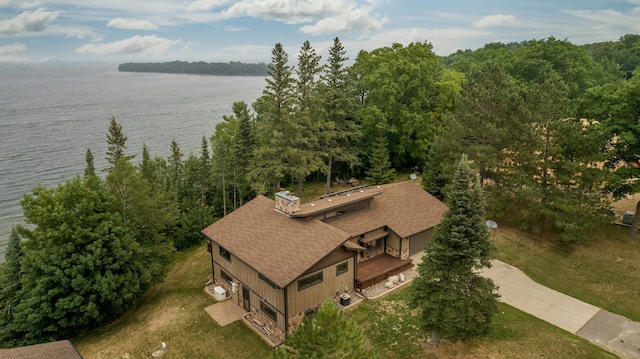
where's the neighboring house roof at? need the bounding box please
[0,340,84,359]
[328,181,448,238]
[202,195,350,288]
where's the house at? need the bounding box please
[201,181,447,342]
[0,340,84,359]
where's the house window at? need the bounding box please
[360,238,382,255]
[219,246,231,261]
[298,272,323,291]
[259,273,278,289]
[220,269,233,285]
[260,301,277,323]
[336,261,348,276]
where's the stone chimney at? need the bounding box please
[274,190,301,215]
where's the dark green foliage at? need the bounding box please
[250,43,297,192]
[84,148,96,177]
[269,300,379,359]
[167,138,184,193]
[411,155,498,340]
[365,122,396,185]
[353,42,449,170]
[118,60,268,76]
[423,61,527,197]
[105,117,135,167]
[107,160,176,286]
[4,176,144,345]
[292,40,324,197]
[231,102,256,206]
[0,228,23,341]
[318,37,360,188]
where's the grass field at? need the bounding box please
[73,246,270,359]
[494,223,640,322]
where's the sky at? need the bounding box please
[0,0,639,64]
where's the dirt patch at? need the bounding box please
[611,195,638,215]
[148,307,179,331]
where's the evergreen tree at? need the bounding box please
[231,101,256,207]
[251,42,315,194]
[318,37,360,188]
[84,148,96,177]
[423,61,528,196]
[105,117,135,167]
[269,300,379,359]
[292,40,324,197]
[139,144,156,185]
[0,228,23,342]
[5,176,144,345]
[365,122,395,185]
[410,155,498,344]
[167,138,183,195]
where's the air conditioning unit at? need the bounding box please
[213,286,226,301]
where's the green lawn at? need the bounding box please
[73,245,271,359]
[348,288,616,359]
[494,224,640,321]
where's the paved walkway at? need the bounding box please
[481,260,640,359]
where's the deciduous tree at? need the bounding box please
[6,176,144,345]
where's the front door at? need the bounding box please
[242,286,250,312]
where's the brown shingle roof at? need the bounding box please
[202,195,350,288]
[328,181,448,238]
[201,182,446,288]
[0,340,84,359]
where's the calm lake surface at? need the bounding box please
[0,63,265,260]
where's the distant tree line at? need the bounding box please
[118,60,269,76]
[2,33,640,348]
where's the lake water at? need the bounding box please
[0,63,266,260]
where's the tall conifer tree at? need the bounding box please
[411,155,498,345]
[318,37,359,188]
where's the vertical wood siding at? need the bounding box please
[286,257,355,315]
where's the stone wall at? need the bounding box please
[251,308,285,343]
[386,246,400,258]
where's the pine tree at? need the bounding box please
[0,228,23,342]
[84,148,96,177]
[318,37,359,188]
[105,117,135,167]
[365,123,396,185]
[167,138,183,194]
[292,40,324,197]
[410,155,498,344]
[269,300,379,359]
[231,101,256,206]
[251,42,320,194]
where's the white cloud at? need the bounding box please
[564,8,640,32]
[107,18,158,30]
[299,5,387,34]
[473,14,516,28]
[75,35,181,57]
[0,43,30,62]
[220,0,344,23]
[187,0,230,12]
[201,0,387,35]
[0,8,61,36]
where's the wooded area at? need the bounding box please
[2,34,640,347]
[118,60,269,76]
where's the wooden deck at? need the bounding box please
[355,253,413,289]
